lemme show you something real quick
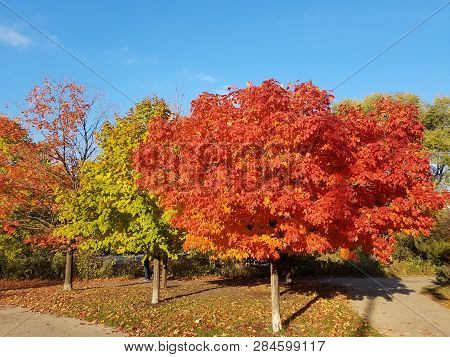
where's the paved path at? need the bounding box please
[0,305,125,337]
[320,277,450,337]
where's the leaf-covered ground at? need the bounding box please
[421,284,450,309]
[0,277,380,336]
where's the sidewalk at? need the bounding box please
[320,277,450,336]
[0,305,125,337]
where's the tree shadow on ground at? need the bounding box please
[160,286,223,303]
[205,275,414,336]
[353,298,376,336]
[316,276,414,301]
[206,277,268,288]
[72,276,262,302]
[282,294,321,329]
[305,276,415,336]
[73,279,152,291]
[422,285,449,302]
[158,277,269,303]
[0,279,62,292]
[209,275,414,301]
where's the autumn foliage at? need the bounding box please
[134,80,447,262]
[0,115,59,237]
[0,80,103,253]
[22,80,100,190]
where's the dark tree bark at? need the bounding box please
[270,261,282,332]
[161,255,168,289]
[143,256,150,281]
[152,256,161,304]
[63,248,73,291]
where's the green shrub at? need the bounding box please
[390,209,449,277]
[394,234,449,266]
[386,258,437,277]
[0,237,61,279]
[74,253,144,279]
[112,256,143,278]
[0,250,59,279]
[75,252,116,279]
[169,252,268,278]
[169,250,385,279]
[50,252,66,279]
[170,251,217,277]
[436,265,450,285]
[0,230,63,279]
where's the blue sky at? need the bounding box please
[0,0,449,117]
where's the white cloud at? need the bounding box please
[195,72,219,83]
[118,46,158,65]
[144,56,159,64]
[0,25,31,48]
[182,68,220,83]
[123,58,137,64]
[213,85,231,95]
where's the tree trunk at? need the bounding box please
[152,256,161,304]
[270,261,282,333]
[161,256,168,289]
[63,249,73,291]
[143,256,150,281]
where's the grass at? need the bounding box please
[0,276,380,337]
[421,284,450,309]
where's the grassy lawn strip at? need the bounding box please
[0,277,380,337]
[421,284,450,309]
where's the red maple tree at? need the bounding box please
[0,115,60,237]
[133,79,446,332]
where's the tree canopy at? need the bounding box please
[57,97,182,257]
[0,114,60,239]
[421,96,449,186]
[134,80,447,263]
[335,93,449,187]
